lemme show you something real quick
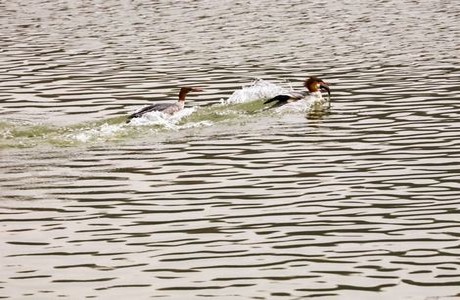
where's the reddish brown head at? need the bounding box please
[304,76,330,94]
[178,87,203,101]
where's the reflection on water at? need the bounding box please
[1,0,460,299]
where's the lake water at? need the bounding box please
[1,0,460,299]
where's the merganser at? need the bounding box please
[127,87,203,122]
[264,76,331,110]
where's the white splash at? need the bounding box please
[274,92,330,113]
[65,107,203,144]
[221,79,330,114]
[222,79,289,104]
[179,120,214,129]
[70,123,125,143]
[127,107,196,130]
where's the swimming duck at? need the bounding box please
[264,76,331,110]
[127,87,203,122]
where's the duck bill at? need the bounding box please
[319,83,331,98]
[319,83,331,109]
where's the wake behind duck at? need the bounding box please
[124,77,332,128]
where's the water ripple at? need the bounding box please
[2,0,460,299]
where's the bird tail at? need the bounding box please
[126,112,141,123]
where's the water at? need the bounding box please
[1,0,460,299]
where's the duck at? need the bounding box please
[127,87,203,122]
[264,76,331,110]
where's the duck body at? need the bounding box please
[275,91,326,112]
[264,91,309,108]
[128,102,184,119]
[127,87,202,122]
[264,77,331,111]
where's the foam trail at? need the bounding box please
[127,107,196,129]
[11,80,319,146]
[70,123,125,143]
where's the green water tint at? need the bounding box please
[0,98,333,150]
[1,116,137,147]
[1,119,110,149]
[184,100,267,123]
[0,100,270,149]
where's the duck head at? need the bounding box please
[304,76,330,97]
[178,87,203,101]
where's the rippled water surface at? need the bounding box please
[1,0,460,299]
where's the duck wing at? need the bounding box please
[127,103,174,120]
[264,95,292,105]
[264,91,306,107]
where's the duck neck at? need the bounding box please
[178,88,190,102]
